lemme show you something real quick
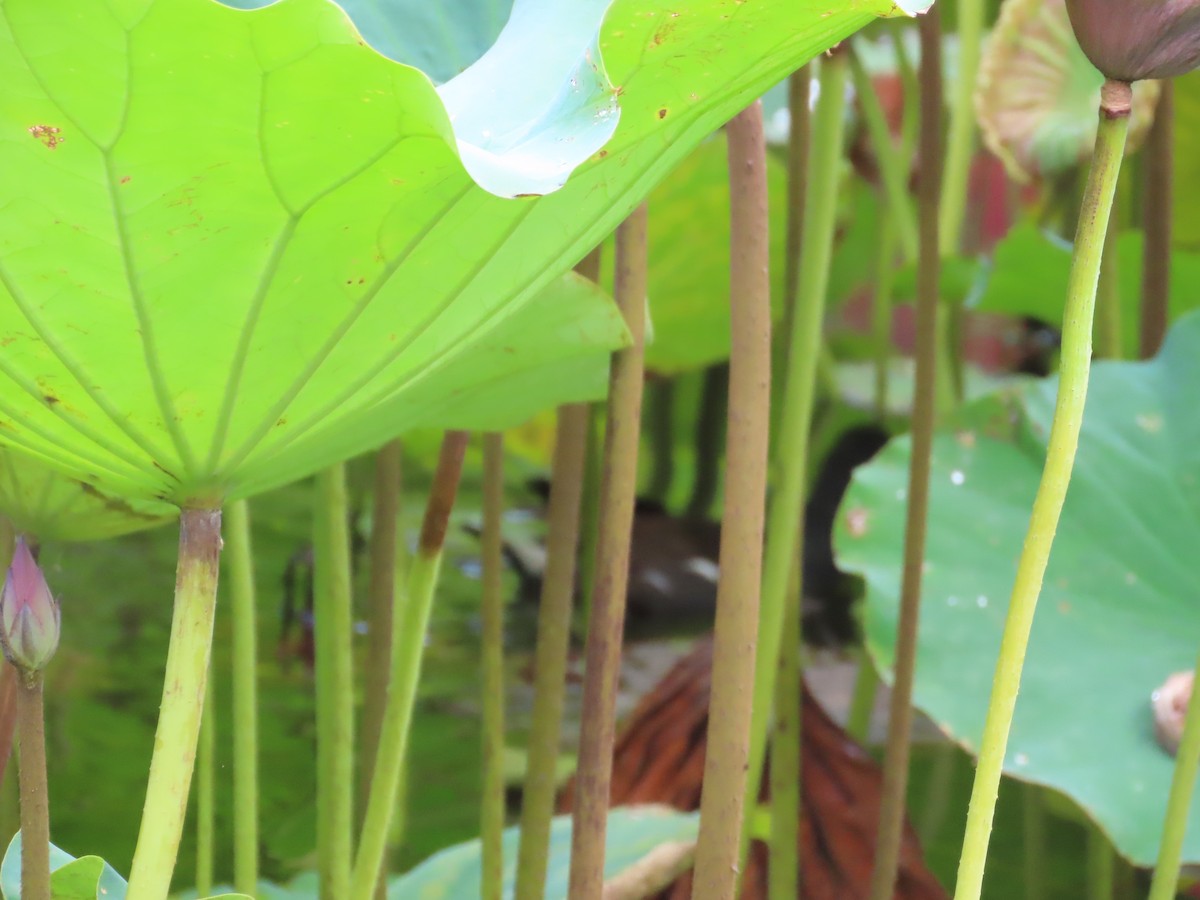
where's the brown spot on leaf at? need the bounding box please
[658,108,668,119]
[42,394,58,406]
[119,176,131,185]
[28,125,64,150]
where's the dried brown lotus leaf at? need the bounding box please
[976,0,1160,184]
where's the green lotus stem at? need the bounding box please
[1140,80,1173,359]
[572,247,603,641]
[939,0,983,257]
[357,440,402,898]
[127,507,222,900]
[513,404,589,900]
[848,43,918,263]
[741,48,849,869]
[867,11,944,898]
[1087,823,1114,899]
[351,431,469,900]
[774,65,810,432]
[480,432,506,900]
[194,669,215,898]
[645,380,675,504]
[938,0,983,402]
[1095,206,1122,359]
[768,561,802,900]
[846,651,879,744]
[314,464,356,900]
[567,205,648,900]
[872,215,898,422]
[1021,783,1045,900]
[226,499,259,895]
[952,80,1132,900]
[893,26,919,160]
[917,744,957,845]
[17,674,49,900]
[1147,646,1200,900]
[693,100,772,900]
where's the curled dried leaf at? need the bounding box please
[976,0,1160,183]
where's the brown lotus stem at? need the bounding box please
[567,205,649,899]
[867,8,943,898]
[692,100,772,900]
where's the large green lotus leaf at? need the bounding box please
[0,446,174,541]
[237,270,630,494]
[222,0,513,84]
[973,223,1200,355]
[390,805,698,898]
[0,0,911,508]
[179,807,698,899]
[0,834,127,900]
[836,311,1200,865]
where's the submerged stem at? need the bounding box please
[127,507,222,900]
[513,405,589,900]
[867,10,942,898]
[1147,645,1200,900]
[692,100,772,900]
[314,464,356,900]
[226,499,259,895]
[952,80,1132,900]
[16,675,48,900]
[480,433,506,900]
[567,205,649,900]
[351,431,469,900]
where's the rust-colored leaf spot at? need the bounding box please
[658,108,668,119]
[560,638,947,899]
[119,176,131,185]
[598,149,609,158]
[42,394,58,406]
[28,125,64,150]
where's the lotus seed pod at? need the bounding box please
[0,538,60,678]
[1065,0,1200,81]
[1152,669,1193,755]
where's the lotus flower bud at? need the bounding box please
[0,538,60,677]
[1065,0,1200,82]
[1153,669,1193,755]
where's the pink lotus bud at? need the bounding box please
[1065,0,1200,81]
[0,538,60,676]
